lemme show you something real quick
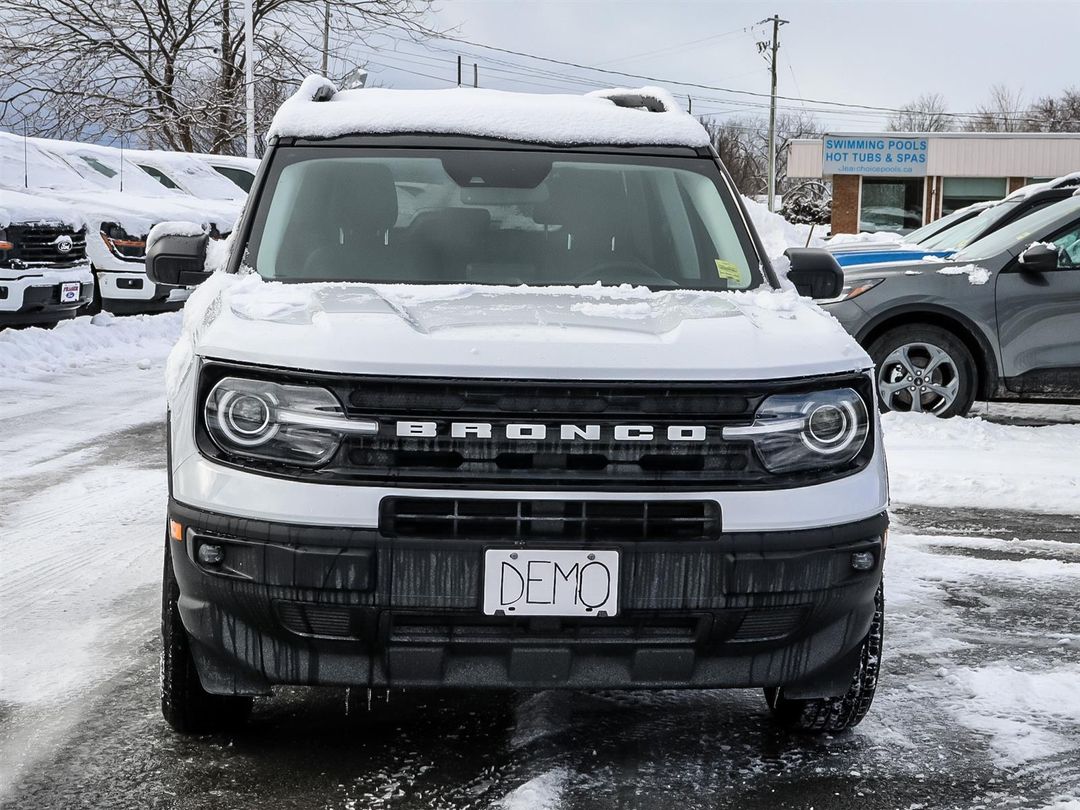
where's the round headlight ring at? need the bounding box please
[801,398,861,456]
[214,389,279,447]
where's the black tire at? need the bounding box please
[81,269,103,316]
[161,539,252,733]
[867,324,977,417]
[764,582,883,733]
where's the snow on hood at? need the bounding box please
[46,188,241,237]
[268,77,710,148]
[168,273,870,395]
[826,231,905,247]
[0,187,85,229]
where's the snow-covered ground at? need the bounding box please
[2,311,1079,807]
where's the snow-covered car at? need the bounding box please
[126,149,247,201]
[829,174,1080,269]
[190,153,260,193]
[0,189,93,327]
[822,192,1080,417]
[2,132,242,314]
[153,80,889,735]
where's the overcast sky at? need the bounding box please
[349,0,1079,132]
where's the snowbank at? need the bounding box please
[0,311,182,379]
[740,196,824,261]
[883,412,1080,514]
[268,77,710,147]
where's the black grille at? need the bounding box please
[275,601,357,638]
[731,607,807,641]
[381,497,721,540]
[2,224,87,267]
[197,365,875,490]
[388,613,705,646]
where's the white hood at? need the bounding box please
[171,275,870,390]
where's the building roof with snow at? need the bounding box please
[267,76,711,148]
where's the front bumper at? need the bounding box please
[97,269,191,313]
[0,276,93,325]
[169,499,887,697]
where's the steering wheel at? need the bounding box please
[571,259,673,286]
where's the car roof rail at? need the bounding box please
[592,89,672,113]
[311,80,336,103]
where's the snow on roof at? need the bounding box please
[268,76,711,148]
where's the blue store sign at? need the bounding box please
[822,135,928,176]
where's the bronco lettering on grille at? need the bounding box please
[395,421,708,442]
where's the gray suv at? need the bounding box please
[822,193,1080,416]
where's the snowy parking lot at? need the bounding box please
[1,314,1079,809]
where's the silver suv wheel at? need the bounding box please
[868,324,977,417]
[878,341,961,414]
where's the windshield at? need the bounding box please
[954,195,1080,261]
[906,205,983,245]
[243,147,763,291]
[919,200,1017,251]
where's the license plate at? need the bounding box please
[483,549,619,617]
[60,282,80,303]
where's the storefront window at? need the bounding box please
[941,177,1007,215]
[859,177,924,233]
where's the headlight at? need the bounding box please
[204,377,376,467]
[819,278,884,304]
[100,222,147,259]
[723,388,869,474]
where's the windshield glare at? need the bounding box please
[920,200,1016,251]
[954,196,1080,261]
[245,148,762,291]
[906,205,980,245]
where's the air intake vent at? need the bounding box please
[275,601,357,638]
[731,607,807,642]
[380,497,721,541]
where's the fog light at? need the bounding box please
[850,551,875,571]
[198,544,224,566]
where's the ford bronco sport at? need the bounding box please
[151,79,889,735]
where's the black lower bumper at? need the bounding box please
[103,292,184,315]
[168,499,887,697]
[0,282,93,326]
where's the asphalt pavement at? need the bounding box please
[1,408,1078,810]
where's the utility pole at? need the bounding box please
[244,0,255,158]
[457,55,462,86]
[473,63,478,88]
[758,14,788,212]
[321,0,330,76]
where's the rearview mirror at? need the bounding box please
[783,248,844,299]
[146,223,211,287]
[1018,242,1058,273]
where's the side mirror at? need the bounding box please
[1018,242,1058,272]
[145,223,211,286]
[783,247,844,299]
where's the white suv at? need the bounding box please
[151,79,889,735]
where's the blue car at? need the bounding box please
[828,178,1080,268]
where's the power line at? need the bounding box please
[596,25,757,67]
[377,24,1079,127]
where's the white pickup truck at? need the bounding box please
[0,189,92,327]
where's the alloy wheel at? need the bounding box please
[878,342,961,415]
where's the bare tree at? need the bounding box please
[701,111,820,198]
[0,0,435,154]
[1027,86,1080,132]
[965,84,1030,132]
[887,92,951,132]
